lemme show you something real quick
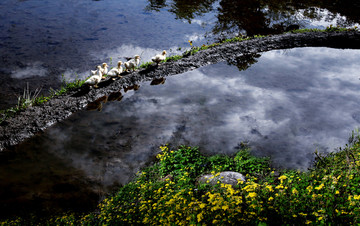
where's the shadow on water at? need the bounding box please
[0,139,100,219]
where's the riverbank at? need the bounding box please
[2,130,360,224]
[1,29,360,151]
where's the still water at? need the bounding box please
[1,47,360,216]
[1,0,360,109]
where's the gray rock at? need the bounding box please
[198,171,246,187]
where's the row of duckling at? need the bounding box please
[84,50,167,88]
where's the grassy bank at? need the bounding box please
[2,131,360,225]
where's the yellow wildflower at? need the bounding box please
[247,192,257,198]
[266,185,274,192]
[197,213,203,222]
[306,185,313,193]
[292,188,298,194]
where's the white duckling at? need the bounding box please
[107,61,124,80]
[151,50,167,65]
[100,63,109,79]
[124,55,140,72]
[90,68,97,76]
[85,66,102,88]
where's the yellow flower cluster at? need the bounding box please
[5,144,360,225]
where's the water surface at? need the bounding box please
[1,47,360,216]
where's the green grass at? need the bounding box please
[3,130,360,225]
[288,25,358,34]
[0,75,85,124]
[139,61,154,69]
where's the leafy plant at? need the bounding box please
[156,145,207,182]
[17,82,42,109]
[234,148,271,175]
[3,137,360,225]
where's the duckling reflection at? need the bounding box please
[124,84,140,92]
[150,77,166,86]
[86,95,108,111]
[107,91,123,102]
[86,100,103,111]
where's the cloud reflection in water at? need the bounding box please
[41,47,360,189]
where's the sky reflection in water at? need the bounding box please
[2,47,360,215]
[43,47,360,186]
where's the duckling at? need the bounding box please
[124,55,140,72]
[107,61,124,80]
[151,50,167,65]
[100,63,109,79]
[90,68,98,76]
[85,66,102,88]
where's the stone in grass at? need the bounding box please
[198,171,246,187]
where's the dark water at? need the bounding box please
[1,0,360,109]
[1,47,360,217]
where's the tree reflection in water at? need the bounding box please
[146,0,360,37]
[146,0,216,22]
[227,53,262,71]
